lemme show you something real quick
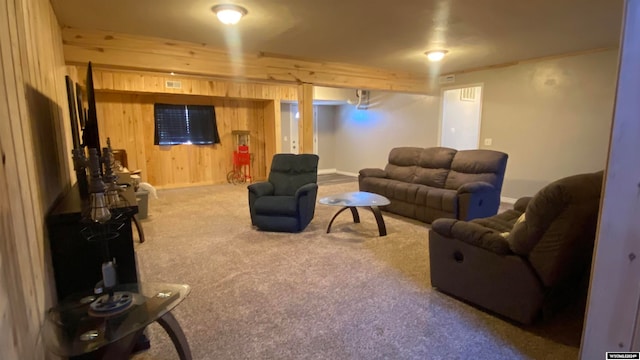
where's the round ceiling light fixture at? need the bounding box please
[425,50,448,62]
[211,4,248,25]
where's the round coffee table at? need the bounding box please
[318,191,390,236]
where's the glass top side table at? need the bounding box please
[43,282,191,359]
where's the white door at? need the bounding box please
[290,104,318,154]
[290,104,299,154]
[440,86,483,150]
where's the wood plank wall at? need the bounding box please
[96,93,270,187]
[62,28,430,94]
[0,0,71,359]
[65,67,301,187]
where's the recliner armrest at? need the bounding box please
[456,181,495,194]
[359,168,387,178]
[248,181,274,197]
[295,183,318,199]
[431,218,512,255]
[514,196,533,212]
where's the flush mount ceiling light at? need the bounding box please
[211,4,248,25]
[425,50,448,62]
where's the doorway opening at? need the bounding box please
[439,85,483,150]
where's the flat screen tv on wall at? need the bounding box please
[83,62,101,155]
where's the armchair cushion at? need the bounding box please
[253,196,297,216]
[270,154,319,196]
[432,218,512,255]
[507,213,529,255]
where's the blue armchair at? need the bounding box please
[248,154,319,232]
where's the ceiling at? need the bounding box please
[51,0,624,76]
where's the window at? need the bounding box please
[154,104,221,145]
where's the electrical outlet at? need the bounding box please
[484,138,493,146]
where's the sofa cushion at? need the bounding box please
[444,150,508,190]
[391,182,420,203]
[388,147,422,166]
[415,186,457,213]
[413,147,456,188]
[360,177,404,199]
[414,168,450,188]
[385,163,417,183]
[384,147,421,182]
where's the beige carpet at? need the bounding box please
[131,180,583,360]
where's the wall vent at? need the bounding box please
[460,87,478,102]
[439,74,456,84]
[165,80,182,89]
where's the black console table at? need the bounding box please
[46,183,140,302]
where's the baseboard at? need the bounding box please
[336,170,359,177]
[501,196,518,204]
[318,168,337,175]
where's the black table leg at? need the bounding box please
[157,311,192,360]
[132,215,145,243]
[367,206,387,236]
[326,206,386,236]
[326,206,359,233]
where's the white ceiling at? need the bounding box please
[51,0,624,75]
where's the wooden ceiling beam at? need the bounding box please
[61,27,429,94]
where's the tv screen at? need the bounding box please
[83,62,101,154]
[153,104,221,145]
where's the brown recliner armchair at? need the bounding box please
[428,171,603,324]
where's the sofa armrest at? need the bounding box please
[359,168,387,178]
[248,181,274,197]
[457,181,495,194]
[514,196,533,212]
[431,218,512,255]
[455,182,501,221]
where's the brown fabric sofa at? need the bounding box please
[429,171,603,324]
[359,147,508,223]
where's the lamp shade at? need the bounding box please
[426,50,448,62]
[212,4,248,25]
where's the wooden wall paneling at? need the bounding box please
[0,133,24,360]
[1,0,45,354]
[140,100,156,183]
[297,83,314,154]
[248,102,266,181]
[95,92,270,188]
[74,66,297,102]
[0,32,32,359]
[263,100,281,175]
[62,28,430,93]
[1,0,71,358]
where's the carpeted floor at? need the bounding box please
[131,179,584,360]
